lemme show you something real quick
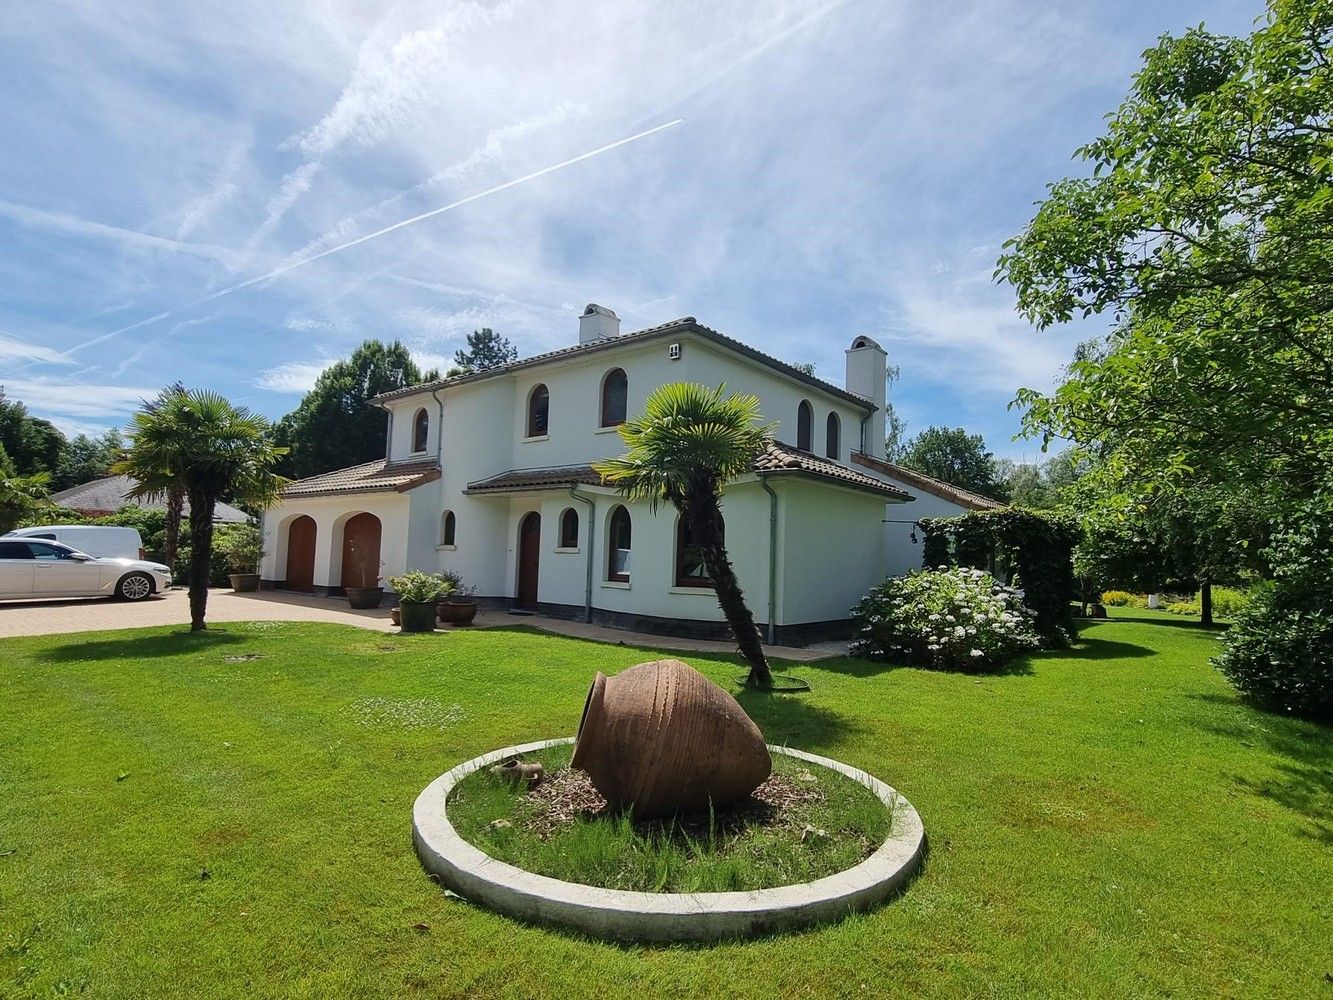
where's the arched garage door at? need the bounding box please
[340,513,382,591]
[285,515,316,593]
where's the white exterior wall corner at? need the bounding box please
[260,492,411,589]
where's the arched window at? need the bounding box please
[441,510,456,546]
[600,368,628,427]
[607,505,631,582]
[796,400,813,451]
[527,384,549,437]
[675,517,722,588]
[559,507,579,548]
[826,412,841,459]
[412,408,429,453]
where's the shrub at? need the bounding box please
[851,567,1042,672]
[1163,586,1253,620]
[1099,590,1141,607]
[386,571,454,604]
[215,522,263,574]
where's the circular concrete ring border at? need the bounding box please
[412,738,926,942]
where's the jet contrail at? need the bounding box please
[65,117,685,356]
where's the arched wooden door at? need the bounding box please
[516,512,541,609]
[285,515,316,592]
[340,513,382,590]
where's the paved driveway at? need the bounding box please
[0,587,846,661]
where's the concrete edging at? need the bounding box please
[411,737,926,942]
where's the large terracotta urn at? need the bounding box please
[571,659,771,819]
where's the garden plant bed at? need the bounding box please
[448,744,891,893]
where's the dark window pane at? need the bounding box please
[601,368,627,426]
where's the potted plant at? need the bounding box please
[387,571,454,632]
[222,524,264,593]
[437,571,479,625]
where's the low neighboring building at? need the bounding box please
[261,306,932,643]
[51,475,250,523]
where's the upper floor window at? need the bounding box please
[527,384,549,437]
[559,507,579,548]
[412,408,429,453]
[600,368,628,427]
[441,510,456,546]
[607,505,631,581]
[826,412,841,459]
[675,518,720,588]
[796,400,813,451]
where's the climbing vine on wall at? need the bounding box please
[919,509,1080,647]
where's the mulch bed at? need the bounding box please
[515,765,827,842]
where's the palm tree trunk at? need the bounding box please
[683,492,772,687]
[163,486,183,575]
[187,489,215,631]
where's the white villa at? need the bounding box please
[259,306,998,643]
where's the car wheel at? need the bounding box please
[117,573,154,602]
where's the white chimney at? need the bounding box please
[579,303,620,344]
[845,335,888,459]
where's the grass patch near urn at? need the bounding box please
[448,745,891,893]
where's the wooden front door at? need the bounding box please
[285,515,316,592]
[517,512,541,608]
[340,512,382,590]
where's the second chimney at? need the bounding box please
[579,303,620,344]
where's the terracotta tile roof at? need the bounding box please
[465,465,604,495]
[850,451,1003,510]
[52,474,249,522]
[755,441,913,500]
[465,443,911,501]
[372,318,875,411]
[280,459,441,499]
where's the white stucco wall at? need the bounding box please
[261,492,410,590]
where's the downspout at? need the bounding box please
[431,386,446,464]
[382,404,394,461]
[759,476,779,645]
[569,487,596,623]
[859,412,870,457]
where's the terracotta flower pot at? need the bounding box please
[228,573,260,593]
[571,659,771,819]
[437,598,478,626]
[345,586,383,609]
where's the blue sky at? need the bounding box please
[0,0,1259,458]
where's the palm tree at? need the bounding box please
[113,388,286,631]
[0,469,52,533]
[595,383,775,687]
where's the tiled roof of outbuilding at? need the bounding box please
[279,459,441,499]
[850,451,1003,510]
[372,318,875,411]
[52,474,249,522]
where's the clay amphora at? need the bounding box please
[570,658,771,819]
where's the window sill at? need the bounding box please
[668,585,715,596]
[436,544,457,552]
[554,546,580,554]
[594,425,623,435]
[521,434,549,443]
[601,580,631,590]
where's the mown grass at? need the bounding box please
[449,745,891,892]
[0,611,1329,998]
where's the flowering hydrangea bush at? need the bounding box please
[851,567,1042,672]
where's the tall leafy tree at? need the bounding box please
[0,468,51,533]
[595,383,776,687]
[52,429,124,490]
[898,426,1005,499]
[0,389,66,476]
[274,341,439,479]
[452,327,517,373]
[114,388,286,631]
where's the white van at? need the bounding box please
[3,525,145,560]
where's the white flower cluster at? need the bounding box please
[851,566,1041,671]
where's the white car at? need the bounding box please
[0,538,172,602]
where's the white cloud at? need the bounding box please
[254,361,331,393]
[0,199,239,266]
[0,332,73,366]
[175,140,249,239]
[2,379,155,419]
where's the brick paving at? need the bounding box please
[0,588,845,662]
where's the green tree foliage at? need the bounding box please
[52,429,124,490]
[899,426,1005,499]
[114,387,287,631]
[0,469,52,533]
[273,341,439,479]
[993,450,1087,509]
[0,388,66,476]
[452,327,517,373]
[594,383,776,687]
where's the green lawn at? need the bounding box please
[1,613,1328,998]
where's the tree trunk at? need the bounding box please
[187,490,215,632]
[1200,577,1213,627]
[163,486,183,574]
[682,491,772,687]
